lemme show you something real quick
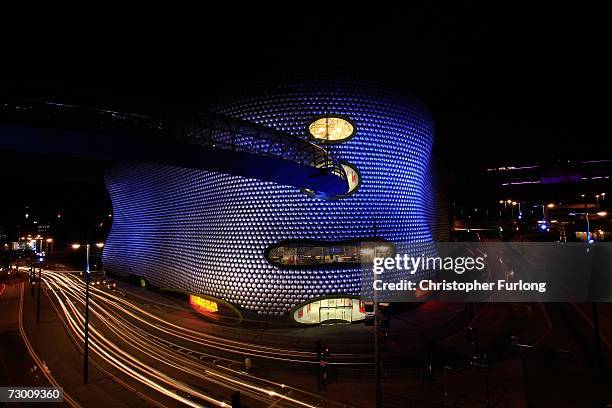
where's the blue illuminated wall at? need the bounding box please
[103,78,436,317]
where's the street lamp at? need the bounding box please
[71,242,92,384]
[572,212,595,243]
[83,243,91,385]
[374,286,382,408]
[367,216,383,408]
[36,254,44,324]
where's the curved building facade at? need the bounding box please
[103,78,437,320]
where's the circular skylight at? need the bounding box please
[307,116,356,143]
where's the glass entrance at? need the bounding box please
[293,297,365,324]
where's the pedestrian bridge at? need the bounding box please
[0,100,348,195]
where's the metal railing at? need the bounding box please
[0,100,347,183]
[178,111,346,181]
[336,366,424,382]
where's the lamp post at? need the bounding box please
[484,353,490,408]
[572,210,604,368]
[30,252,35,297]
[586,213,591,242]
[72,242,91,383]
[374,291,381,408]
[36,255,43,324]
[371,217,382,408]
[83,242,91,384]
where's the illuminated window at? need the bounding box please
[266,239,394,267]
[307,116,356,143]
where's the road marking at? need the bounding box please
[267,390,292,408]
[18,282,83,408]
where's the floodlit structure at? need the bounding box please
[103,78,439,323]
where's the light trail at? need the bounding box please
[41,270,351,408]
[47,270,326,362]
[17,282,82,408]
[45,274,228,407]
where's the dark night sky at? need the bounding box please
[3,5,605,160]
[0,4,607,237]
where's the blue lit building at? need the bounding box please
[103,78,438,323]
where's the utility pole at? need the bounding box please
[443,365,451,406]
[30,254,35,297]
[374,293,381,408]
[484,353,490,408]
[83,243,91,384]
[593,303,602,367]
[372,214,382,408]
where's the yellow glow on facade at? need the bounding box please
[308,117,355,142]
[189,295,218,313]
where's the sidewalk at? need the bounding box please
[251,354,527,408]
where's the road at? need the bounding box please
[39,269,353,408]
[0,275,82,407]
[5,256,604,407]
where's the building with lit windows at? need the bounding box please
[103,78,441,323]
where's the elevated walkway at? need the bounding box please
[0,100,348,195]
